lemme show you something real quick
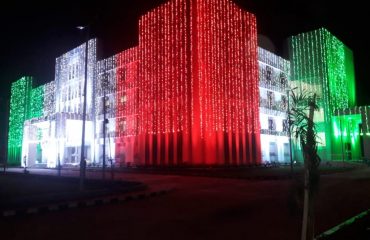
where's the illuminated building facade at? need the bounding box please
[20,40,97,168]
[137,0,260,166]
[7,77,33,165]
[290,28,358,161]
[96,47,139,166]
[22,81,55,167]
[14,0,261,167]
[332,107,370,161]
[8,1,363,167]
[258,48,291,163]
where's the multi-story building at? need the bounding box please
[20,40,97,168]
[290,28,357,161]
[7,0,363,167]
[258,48,290,163]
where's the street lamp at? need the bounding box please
[4,98,9,173]
[287,88,294,176]
[77,25,89,191]
[102,72,109,180]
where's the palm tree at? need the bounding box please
[288,89,321,240]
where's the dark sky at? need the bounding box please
[0,0,369,158]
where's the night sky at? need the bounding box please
[0,0,368,159]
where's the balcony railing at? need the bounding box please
[259,99,288,113]
[260,129,289,137]
[259,80,287,93]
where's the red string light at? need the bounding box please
[131,0,261,166]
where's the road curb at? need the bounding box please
[316,209,370,239]
[1,188,173,218]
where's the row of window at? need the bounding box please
[259,65,288,88]
[260,91,288,112]
[267,118,289,132]
[61,84,83,102]
[62,103,83,114]
[266,142,290,162]
[68,63,80,80]
[260,99,287,112]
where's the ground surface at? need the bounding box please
[0,172,144,211]
[1,166,370,240]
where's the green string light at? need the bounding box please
[7,77,32,165]
[29,85,44,119]
[290,28,356,161]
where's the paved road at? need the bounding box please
[2,167,370,239]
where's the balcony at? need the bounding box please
[259,99,288,116]
[260,129,289,137]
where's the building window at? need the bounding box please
[269,142,278,161]
[279,72,287,87]
[283,119,289,132]
[68,63,79,80]
[268,117,276,131]
[284,143,290,162]
[281,95,287,111]
[75,64,79,79]
[119,67,126,82]
[266,66,272,83]
[120,120,127,133]
[121,94,127,104]
[267,91,274,108]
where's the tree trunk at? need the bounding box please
[301,94,316,240]
[301,168,310,240]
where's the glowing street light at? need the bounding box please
[77,25,89,191]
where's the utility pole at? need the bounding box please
[79,25,89,191]
[339,117,345,165]
[287,89,294,176]
[107,129,114,180]
[57,153,61,177]
[102,74,107,180]
[4,99,9,172]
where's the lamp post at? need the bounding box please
[287,88,294,175]
[4,98,9,173]
[57,153,61,177]
[339,117,345,165]
[78,25,89,191]
[102,73,108,180]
